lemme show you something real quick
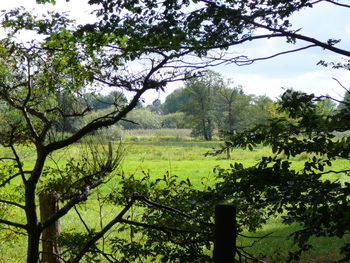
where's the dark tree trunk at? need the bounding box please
[39,193,61,263]
[25,182,41,263]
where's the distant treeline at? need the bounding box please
[4,71,338,141]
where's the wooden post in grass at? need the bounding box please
[213,203,236,263]
[39,193,61,263]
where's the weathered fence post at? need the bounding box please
[213,203,236,263]
[39,193,61,263]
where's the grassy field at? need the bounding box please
[0,129,349,262]
[119,131,350,262]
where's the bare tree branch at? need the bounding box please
[325,0,350,8]
[0,199,25,209]
[119,218,211,237]
[235,45,318,66]
[44,56,171,154]
[0,218,27,230]
[69,195,137,263]
[0,172,23,187]
[135,194,213,227]
[251,21,350,57]
[9,130,27,183]
[332,77,350,93]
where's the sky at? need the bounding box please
[1,0,350,104]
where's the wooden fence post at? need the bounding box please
[39,193,61,263]
[213,203,236,263]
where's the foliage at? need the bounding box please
[161,112,189,129]
[161,88,188,114]
[212,89,350,262]
[164,71,272,139]
[85,0,350,62]
[181,71,224,140]
[121,108,163,130]
[105,171,214,263]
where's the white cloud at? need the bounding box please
[223,68,350,101]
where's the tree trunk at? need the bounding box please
[39,193,61,263]
[27,227,41,263]
[25,181,41,263]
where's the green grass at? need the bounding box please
[1,130,350,262]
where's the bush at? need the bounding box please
[161,112,189,128]
[121,108,162,129]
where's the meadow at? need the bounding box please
[119,130,350,263]
[0,128,349,262]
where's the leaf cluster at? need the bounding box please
[212,89,350,261]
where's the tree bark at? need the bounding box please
[39,193,61,263]
[25,181,41,263]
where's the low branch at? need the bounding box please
[0,218,27,230]
[316,169,350,176]
[0,225,27,236]
[39,251,68,263]
[40,173,105,230]
[9,131,27,183]
[237,248,267,263]
[135,194,213,227]
[0,157,16,161]
[120,218,211,237]
[0,172,24,187]
[69,195,137,263]
[238,232,274,239]
[0,199,25,209]
[44,81,155,154]
[74,205,90,233]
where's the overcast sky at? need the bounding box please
[2,0,350,103]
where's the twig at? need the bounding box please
[119,218,211,237]
[74,205,90,233]
[134,194,213,227]
[69,195,137,263]
[332,77,350,93]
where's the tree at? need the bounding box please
[161,112,189,129]
[0,4,226,262]
[161,88,188,114]
[174,73,272,139]
[87,0,350,66]
[214,84,263,133]
[215,84,243,133]
[242,95,274,128]
[121,107,162,129]
[147,98,163,114]
[212,89,350,261]
[181,71,224,140]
